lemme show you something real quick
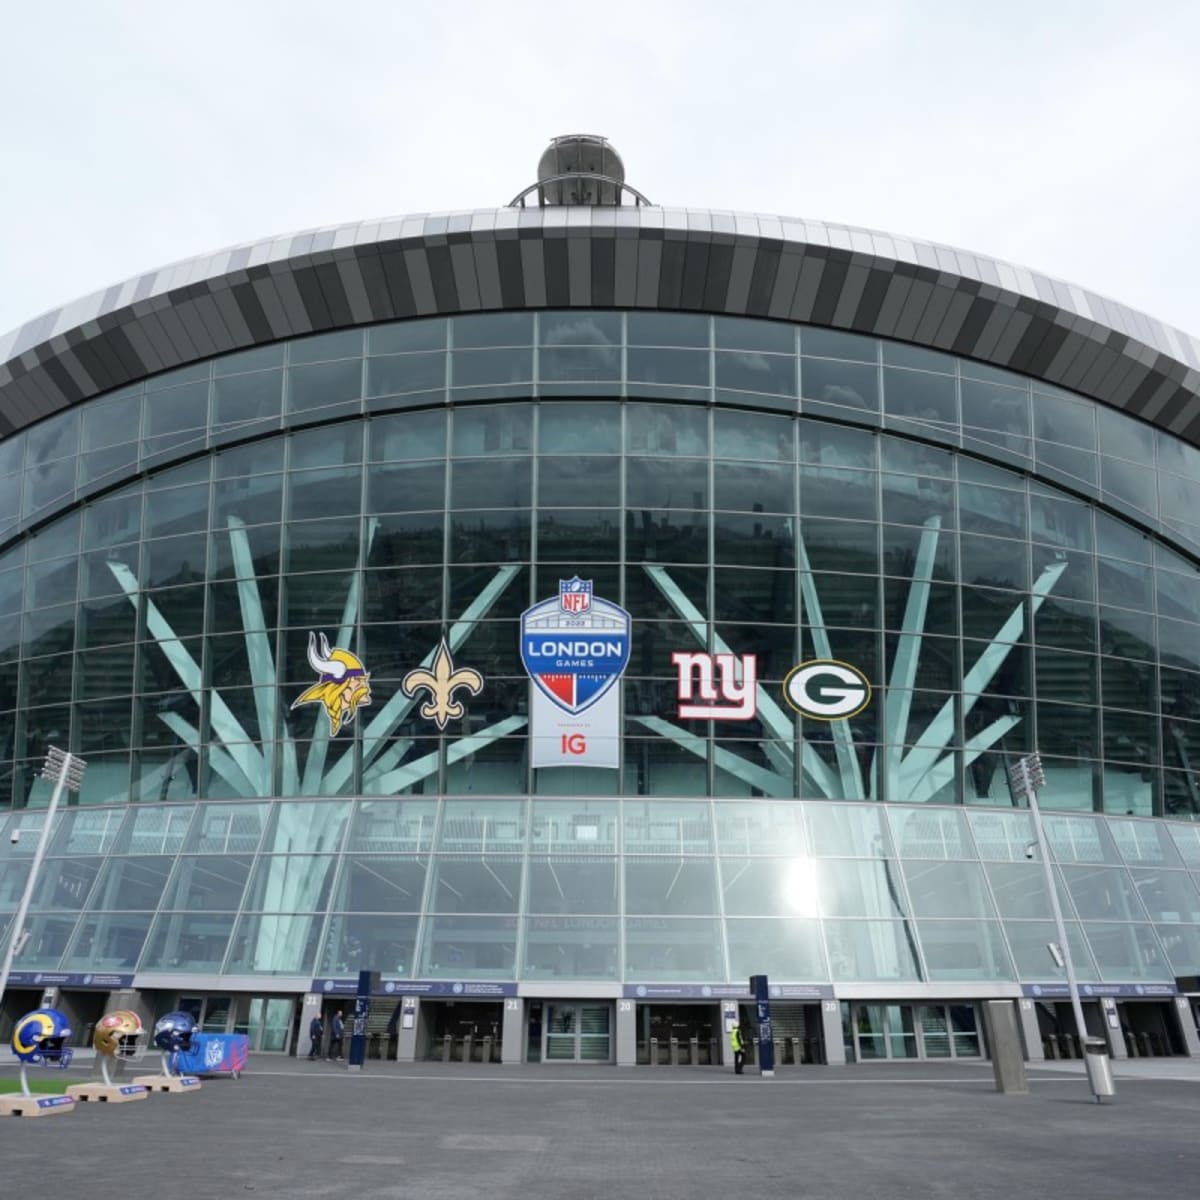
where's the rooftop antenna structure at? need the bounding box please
[508,134,651,208]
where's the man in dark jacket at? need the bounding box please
[307,1013,324,1060]
[328,1011,345,1061]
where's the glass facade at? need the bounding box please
[0,309,1198,990]
[2,798,1200,983]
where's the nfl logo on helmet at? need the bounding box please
[559,576,592,614]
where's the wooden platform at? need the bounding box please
[132,1074,202,1093]
[65,1082,149,1103]
[0,1094,76,1117]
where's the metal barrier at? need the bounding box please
[482,1036,494,1064]
[441,1033,453,1063]
[649,1036,658,1066]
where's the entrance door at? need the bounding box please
[543,1002,611,1062]
[844,1003,981,1061]
[245,997,294,1052]
[915,1005,982,1058]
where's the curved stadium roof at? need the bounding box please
[2,206,1199,445]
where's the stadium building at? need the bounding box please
[2,136,1200,1067]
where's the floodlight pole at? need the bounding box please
[0,747,87,1010]
[1009,753,1089,1055]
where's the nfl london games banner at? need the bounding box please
[520,577,631,768]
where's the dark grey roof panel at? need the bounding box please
[3,207,1200,448]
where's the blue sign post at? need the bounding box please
[750,974,775,1078]
[347,969,379,1072]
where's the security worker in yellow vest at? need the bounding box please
[731,1023,746,1074]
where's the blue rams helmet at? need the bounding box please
[153,1010,198,1054]
[12,1008,72,1064]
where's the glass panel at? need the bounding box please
[62,913,151,970]
[902,861,997,918]
[225,912,324,974]
[984,862,1072,920]
[522,917,619,980]
[625,917,723,981]
[888,807,970,859]
[807,804,886,857]
[713,803,806,856]
[184,803,269,852]
[726,918,827,980]
[916,920,1014,980]
[348,799,438,852]
[530,800,618,853]
[538,403,621,454]
[1083,922,1169,981]
[1128,869,1200,923]
[627,312,708,347]
[335,856,429,911]
[113,804,194,855]
[369,319,447,355]
[1060,865,1143,920]
[162,855,253,910]
[243,855,338,913]
[31,857,101,910]
[1002,920,1099,981]
[527,857,617,914]
[89,856,174,910]
[321,913,419,977]
[625,857,718,915]
[142,913,236,971]
[623,801,714,854]
[429,855,523,914]
[419,915,518,978]
[824,920,922,981]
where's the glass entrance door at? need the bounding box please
[543,1002,611,1062]
[245,997,294,1052]
[845,1003,981,1061]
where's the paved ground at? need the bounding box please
[1,1056,1197,1199]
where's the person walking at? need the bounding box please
[307,1013,324,1060]
[731,1022,746,1074]
[328,1010,345,1061]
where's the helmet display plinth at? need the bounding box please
[0,1093,76,1117]
[65,1081,148,1104]
[132,1065,202,1093]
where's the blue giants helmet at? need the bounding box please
[12,1008,72,1064]
[153,1011,199,1054]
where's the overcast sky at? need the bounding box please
[3,0,1199,342]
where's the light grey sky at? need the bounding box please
[3,1,1199,341]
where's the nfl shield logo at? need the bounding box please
[559,576,592,614]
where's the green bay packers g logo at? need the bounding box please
[783,659,871,719]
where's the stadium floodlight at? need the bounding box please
[0,748,87,1008]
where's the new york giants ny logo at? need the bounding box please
[672,652,757,720]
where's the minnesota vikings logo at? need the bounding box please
[401,638,484,730]
[292,632,372,736]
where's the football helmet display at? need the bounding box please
[93,1009,145,1058]
[11,1008,72,1065]
[152,1010,199,1055]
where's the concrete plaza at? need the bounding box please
[1,1057,1197,1199]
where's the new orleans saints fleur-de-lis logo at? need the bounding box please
[401,638,485,730]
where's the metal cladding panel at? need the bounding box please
[2,206,1199,448]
